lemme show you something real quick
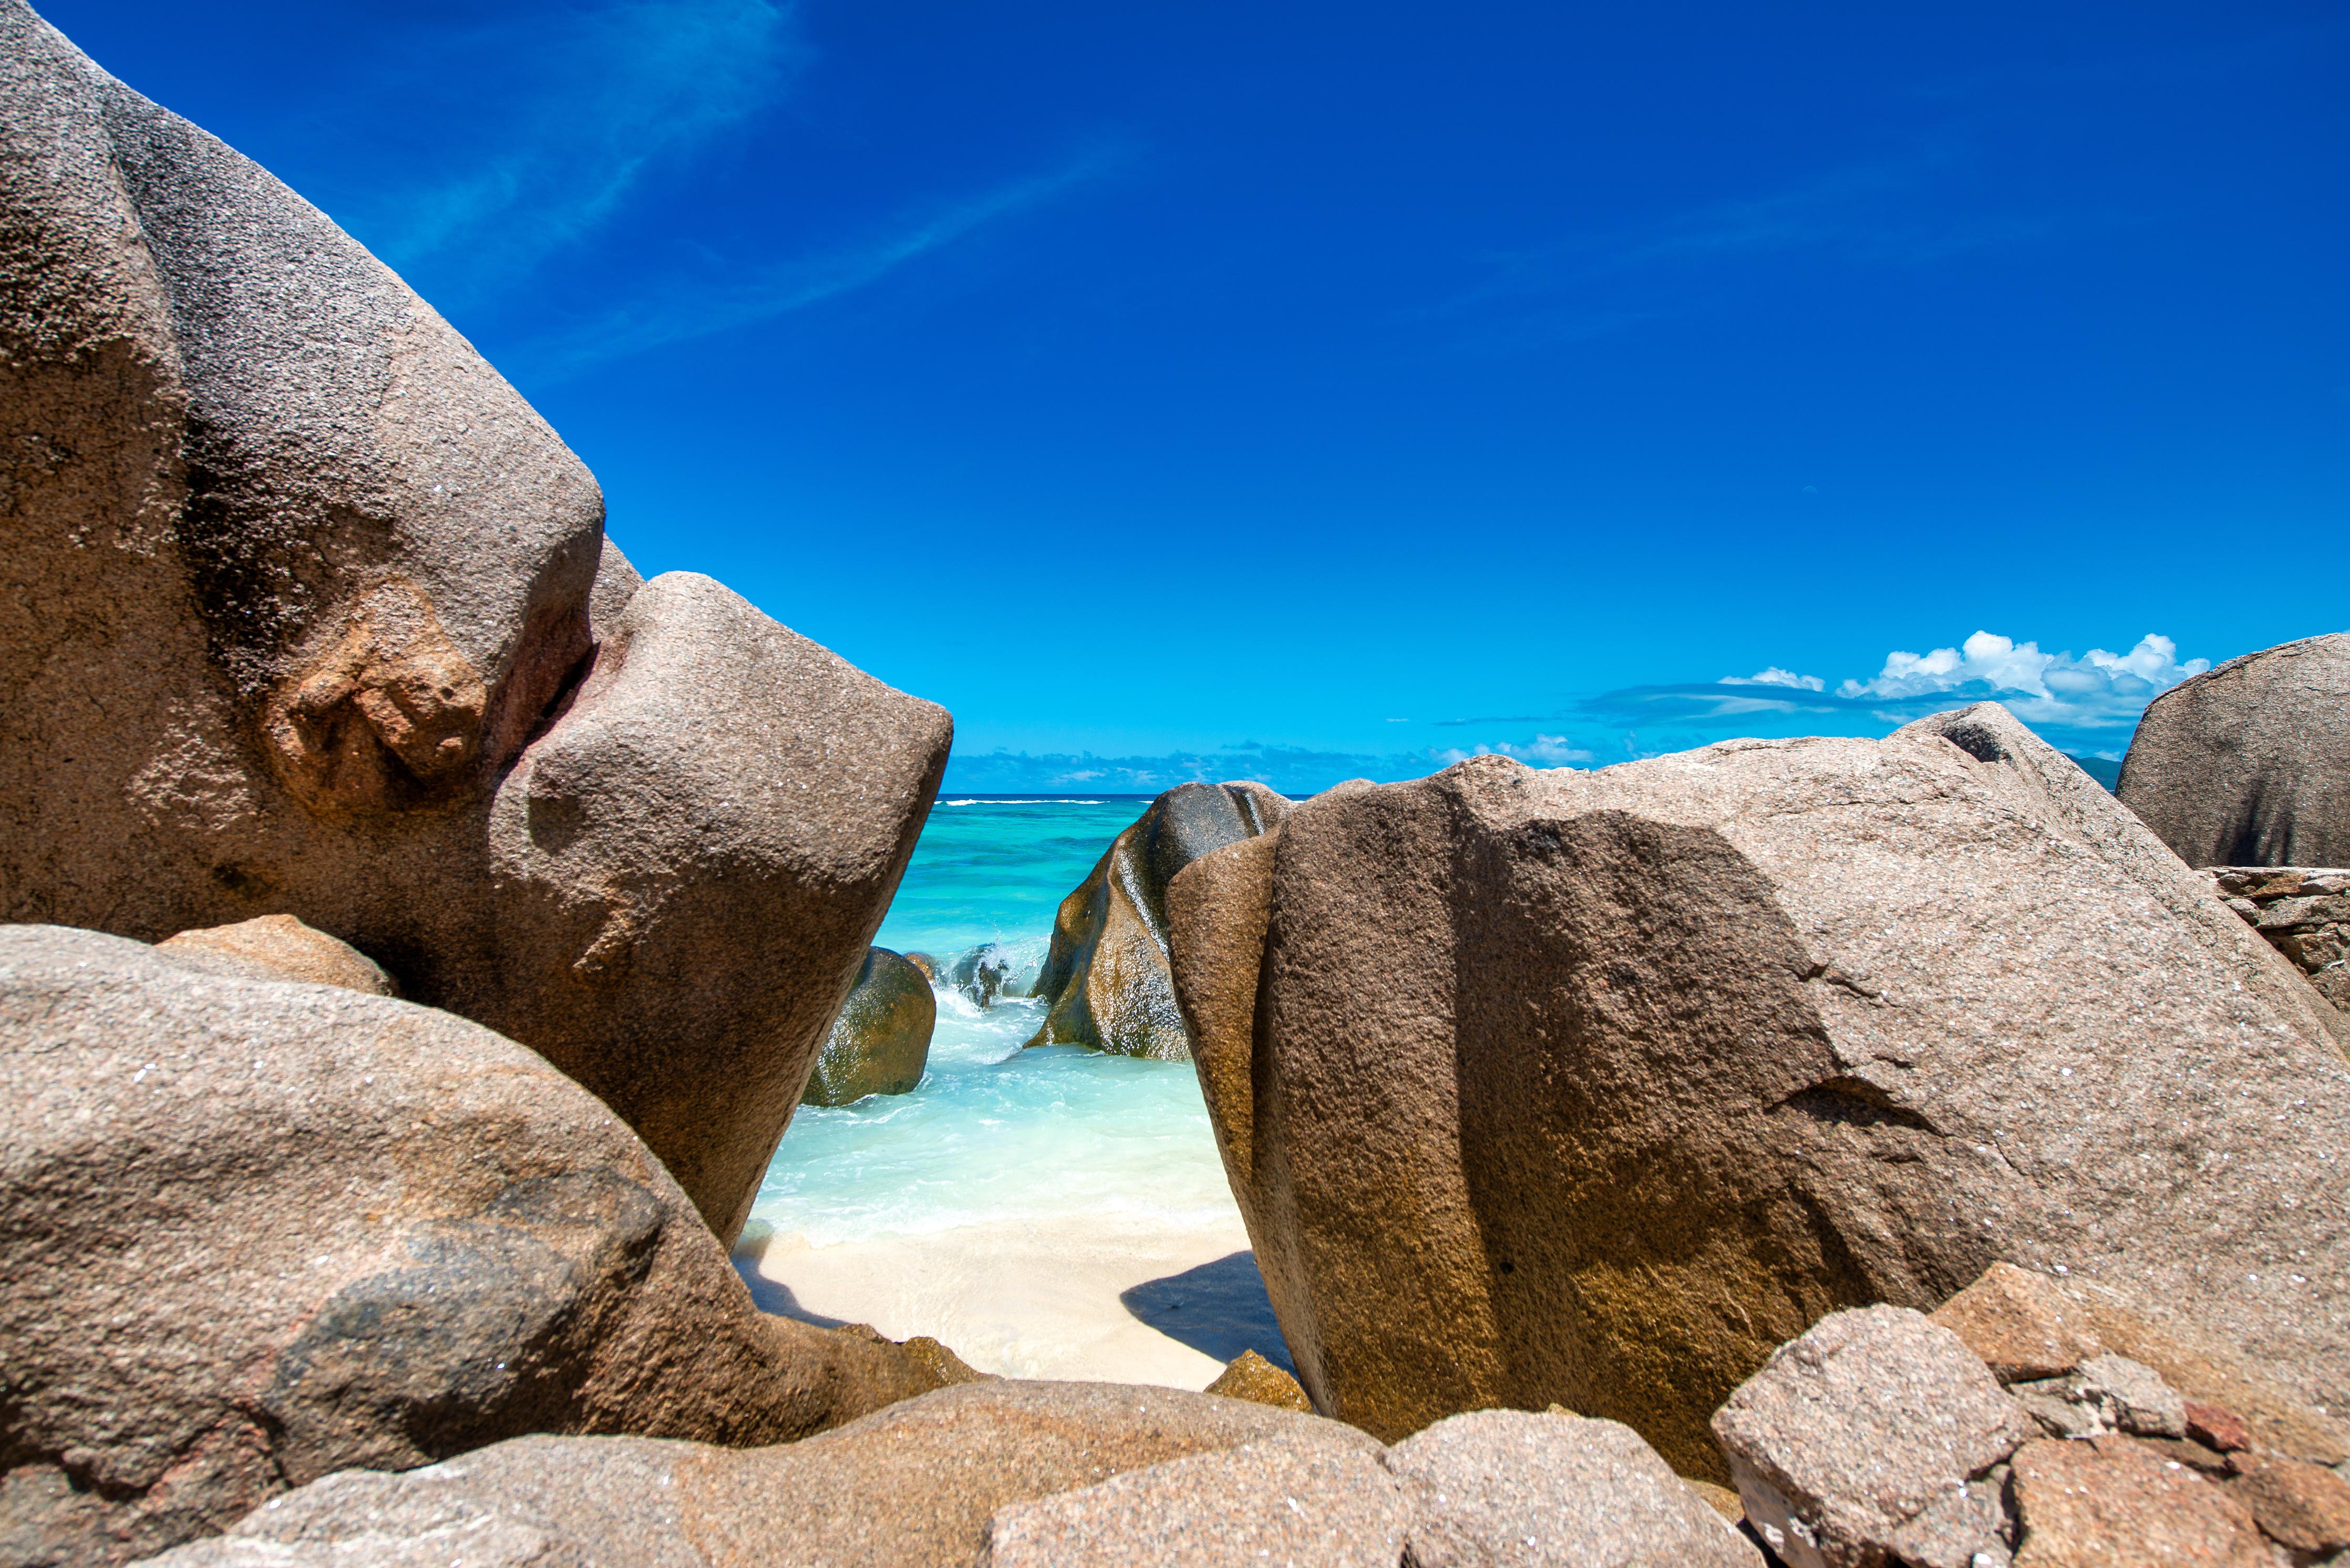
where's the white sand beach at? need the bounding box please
[734,1213,1287,1389]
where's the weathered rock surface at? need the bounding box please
[0,4,947,1241]
[154,913,395,994]
[1388,1410,1759,1567]
[129,1381,1380,1568]
[2211,864,2350,1013]
[2118,632,2350,869]
[1713,1306,2035,1568]
[1204,1348,1314,1411]
[802,947,935,1106]
[1164,702,2350,1470]
[2229,1457,2350,1560]
[2008,1436,2272,1568]
[1030,781,1288,1057]
[984,1437,1407,1568]
[0,926,955,1568]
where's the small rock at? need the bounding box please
[1928,1263,2103,1383]
[2188,1400,2255,1454]
[1385,1410,1760,1567]
[2067,1355,2186,1440]
[2006,1382,2105,1441]
[1712,1305,2036,1568]
[902,950,939,983]
[2230,1459,2350,1557]
[951,942,1015,1008]
[2009,1436,2271,1567]
[983,1436,1407,1568]
[1684,1478,1747,1523]
[1204,1349,1313,1412]
[156,914,397,996]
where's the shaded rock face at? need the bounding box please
[2209,865,2350,1014]
[0,926,955,1568]
[155,913,396,994]
[1029,781,1288,1058]
[2118,632,2350,869]
[802,947,935,1106]
[0,3,947,1241]
[1164,703,2350,1472]
[130,1381,1379,1568]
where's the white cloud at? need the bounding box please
[1435,734,1595,769]
[1721,667,1825,691]
[1838,631,2206,727]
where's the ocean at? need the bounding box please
[748,797,1244,1249]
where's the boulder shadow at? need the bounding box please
[1119,1251,1295,1374]
[731,1252,852,1329]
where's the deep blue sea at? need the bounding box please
[749,797,1241,1245]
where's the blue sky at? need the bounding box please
[47,0,2346,791]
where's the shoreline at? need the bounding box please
[735,1213,1289,1390]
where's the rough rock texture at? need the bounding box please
[2009,1436,2272,1568]
[983,1437,1407,1568]
[2118,632,2350,869]
[1204,1348,1314,1412]
[129,1381,1382,1568]
[1029,781,1288,1058]
[154,913,395,994]
[1930,1262,2350,1466]
[0,4,949,1241]
[1164,702,2350,1471]
[1386,1410,1759,1568]
[1713,1307,2035,1568]
[588,535,643,644]
[0,926,955,1568]
[802,946,935,1107]
[2229,1458,2350,1559]
[2210,865,2350,1013]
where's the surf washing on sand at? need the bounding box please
[736,797,1291,1387]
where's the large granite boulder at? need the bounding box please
[802,946,935,1106]
[129,1381,1380,1568]
[0,1,947,1240]
[1164,702,2350,1474]
[2118,632,2350,868]
[0,926,956,1568]
[1028,781,1287,1058]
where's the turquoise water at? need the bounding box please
[751,797,1243,1245]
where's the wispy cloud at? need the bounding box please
[337,0,803,300]
[517,147,1124,376]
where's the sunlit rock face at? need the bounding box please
[2119,632,2350,871]
[1027,780,1290,1059]
[1167,702,2350,1475]
[0,0,948,1241]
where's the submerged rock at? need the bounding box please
[803,947,935,1106]
[950,941,1017,1007]
[0,2,947,1243]
[1028,781,1289,1058]
[155,913,396,995]
[1164,702,2350,1472]
[130,1381,1377,1568]
[0,926,956,1568]
[2118,632,2350,869]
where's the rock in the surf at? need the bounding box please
[154,914,396,995]
[902,950,940,982]
[803,947,935,1106]
[129,1381,1380,1568]
[1163,701,2350,1474]
[1387,1410,1760,1567]
[1029,781,1289,1058]
[0,3,947,1244]
[950,941,1017,1007]
[2118,632,2350,868]
[0,926,955,1568]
